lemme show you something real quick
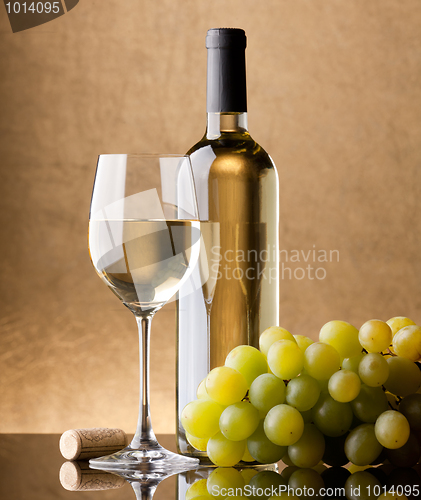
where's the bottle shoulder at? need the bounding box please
[188,132,276,177]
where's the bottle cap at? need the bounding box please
[206,28,247,49]
[59,428,128,460]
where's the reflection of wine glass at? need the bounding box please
[88,154,200,471]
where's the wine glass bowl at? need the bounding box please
[88,154,201,471]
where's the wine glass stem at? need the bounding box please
[130,313,158,449]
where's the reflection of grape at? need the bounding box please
[319,320,361,358]
[286,374,320,411]
[358,353,389,387]
[219,401,259,441]
[328,369,361,403]
[358,319,392,353]
[249,373,286,414]
[225,345,268,387]
[185,478,208,500]
[375,410,410,449]
[264,404,304,446]
[206,467,245,496]
[345,471,382,500]
[205,366,248,406]
[304,342,341,380]
[288,468,324,498]
[267,340,304,380]
[259,326,296,357]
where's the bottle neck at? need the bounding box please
[206,112,249,139]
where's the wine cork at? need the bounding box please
[59,428,128,460]
[59,461,126,491]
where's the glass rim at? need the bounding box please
[97,153,191,159]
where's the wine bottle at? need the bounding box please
[176,28,279,457]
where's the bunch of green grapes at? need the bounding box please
[181,317,421,469]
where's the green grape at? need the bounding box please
[267,340,304,380]
[387,316,416,336]
[358,353,389,387]
[205,366,248,406]
[181,399,224,438]
[344,423,383,465]
[186,479,209,500]
[300,408,314,423]
[342,352,366,373]
[385,432,421,468]
[328,369,361,402]
[383,356,421,397]
[206,467,245,497]
[197,378,211,400]
[207,432,246,467]
[351,385,388,422]
[358,319,392,353]
[249,373,286,414]
[219,401,260,441]
[259,326,296,357]
[392,325,421,362]
[241,468,259,483]
[303,342,341,380]
[186,432,209,451]
[286,374,321,411]
[264,404,304,446]
[399,393,421,431]
[319,320,361,358]
[288,468,324,498]
[344,471,382,500]
[387,316,416,355]
[225,345,268,387]
[374,410,410,449]
[312,393,353,436]
[294,335,314,352]
[287,423,325,468]
[241,445,255,463]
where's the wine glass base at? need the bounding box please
[89,443,199,473]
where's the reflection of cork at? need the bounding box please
[59,428,128,460]
[59,461,126,491]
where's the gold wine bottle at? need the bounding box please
[176,28,279,458]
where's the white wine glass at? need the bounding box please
[88,154,201,471]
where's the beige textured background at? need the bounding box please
[1,0,421,434]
